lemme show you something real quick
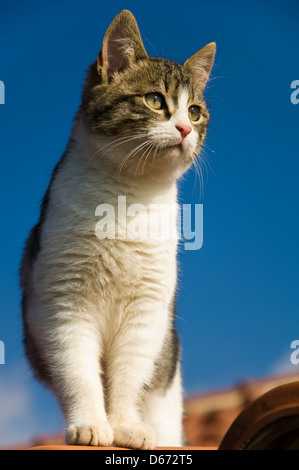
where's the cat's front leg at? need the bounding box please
[37,313,113,447]
[106,301,168,450]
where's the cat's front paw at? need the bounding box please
[66,422,113,447]
[113,422,158,450]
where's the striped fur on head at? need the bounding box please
[81,10,216,179]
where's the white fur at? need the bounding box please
[144,363,184,446]
[27,86,198,448]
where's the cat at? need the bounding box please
[20,10,215,449]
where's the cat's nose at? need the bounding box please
[176,124,192,139]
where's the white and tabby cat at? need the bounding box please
[20,10,215,449]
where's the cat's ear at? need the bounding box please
[184,42,216,91]
[97,10,148,81]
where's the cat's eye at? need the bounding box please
[145,93,164,110]
[188,105,201,122]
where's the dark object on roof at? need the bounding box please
[219,381,299,450]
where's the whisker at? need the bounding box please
[190,153,202,196]
[118,140,152,175]
[117,141,149,175]
[191,150,210,200]
[134,141,154,178]
[91,133,149,159]
[140,141,156,178]
[198,146,215,176]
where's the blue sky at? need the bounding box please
[0,0,298,446]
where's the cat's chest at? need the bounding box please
[92,235,177,288]
[43,156,178,296]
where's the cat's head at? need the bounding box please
[81,10,216,182]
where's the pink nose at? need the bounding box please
[176,124,192,139]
